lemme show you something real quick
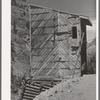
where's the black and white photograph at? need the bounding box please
[3,0,97,100]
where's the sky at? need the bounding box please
[27,0,96,42]
[27,0,96,20]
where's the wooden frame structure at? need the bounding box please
[11,4,92,79]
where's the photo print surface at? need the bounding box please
[11,0,96,100]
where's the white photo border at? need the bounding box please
[1,0,99,100]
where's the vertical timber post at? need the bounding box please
[29,5,32,77]
[80,17,92,76]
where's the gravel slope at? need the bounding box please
[33,75,96,100]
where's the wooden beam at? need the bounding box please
[80,17,92,26]
[80,17,92,75]
[31,18,57,22]
[31,24,69,29]
[31,12,49,15]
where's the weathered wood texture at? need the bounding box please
[11,5,92,78]
[30,6,81,78]
[21,79,61,100]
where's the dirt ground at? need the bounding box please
[33,74,96,100]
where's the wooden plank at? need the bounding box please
[32,33,54,36]
[26,83,40,88]
[25,84,40,90]
[32,78,61,82]
[23,96,35,100]
[33,82,41,85]
[32,79,54,82]
[25,87,39,92]
[24,93,37,97]
[31,12,49,15]
[24,90,40,96]
[42,86,50,89]
[45,63,59,76]
[32,47,54,49]
[23,94,36,98]
[55,32,70,36]
[31,18,56,22]
[43,84,53,87]
[32,83,41,87]
[31,25,56,29]
[24,91,39,95]
[31,12,56,35]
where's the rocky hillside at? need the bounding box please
[87,38,96,74]
[87,38,96,49]
[11,0,31,77]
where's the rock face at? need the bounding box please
[87,38,96,74]
[11,1,30,76]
